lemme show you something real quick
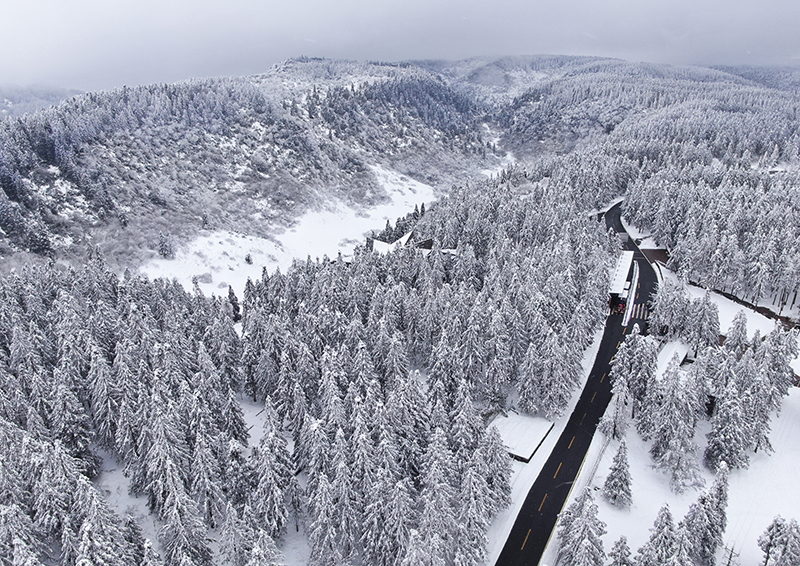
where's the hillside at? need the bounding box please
[1,55,800,566]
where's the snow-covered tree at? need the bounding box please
[704,382,751,471]
[602,441,632,509]
[635,504,677,566]
[608,536,633,566]
[557,488,606,566]
[759,516,800,566]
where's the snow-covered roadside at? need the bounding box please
[141,165,437,296]
[620,216,799,376]
[546,386,800,566]
[540,278,800,566]
[487,327,605,565]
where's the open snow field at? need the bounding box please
[141,165,437,296]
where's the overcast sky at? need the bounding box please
[2,0,800,92]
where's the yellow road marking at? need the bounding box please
[521,529,532,550]
[600,373,606,383]
[622,327,627,334]
[554,462,563,479]
[538,493,548,511]
[617,341,621,348]
[580,412,586,425]
[568,436,575,449]
[591,392,597,403]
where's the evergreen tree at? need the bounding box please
[704,382,751,471]
[219,503,256,566]
[599,371,631,441]
[557,488,606,566]
[723,310,748,360]
[418,427,456,566]
[243,531,282,566]
[635,504,677,566]
[307,473,341,566]
[608,536,633,566]
[453,453,491,566]
[602,441,632,509]
[479,425,512,515]
[759,516,800,566]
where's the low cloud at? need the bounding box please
[1,0,799,91]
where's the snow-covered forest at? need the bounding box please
[2,55,800,565]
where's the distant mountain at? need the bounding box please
[0,85,82,120]
[1,56,800,275]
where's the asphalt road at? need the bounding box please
[495,202,658,566]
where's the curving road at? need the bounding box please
[495,202,658,566]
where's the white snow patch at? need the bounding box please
[140,165,436,296]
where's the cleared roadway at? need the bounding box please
[495,203,658,566]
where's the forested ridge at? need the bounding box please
[0,167,613,564]
[2,55,800,565]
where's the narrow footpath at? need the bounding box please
[495,203,658,566]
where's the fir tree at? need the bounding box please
[602,441,632,509]
[635,504,677,566]
[608,536,633,566]
[557,488,606,566]
[704,383,751,471]
[759,516,800,566]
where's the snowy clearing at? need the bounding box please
[141,165,437,296]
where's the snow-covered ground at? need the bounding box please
[141,165,437,296]
[487,327,605,565]
[543,386,800,566]
[538,272,800,566]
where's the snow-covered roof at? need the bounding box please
[490,411,554,462]
[609,250,634,295]
[372,231,414,255]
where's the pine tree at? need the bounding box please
[244,530,282,566]
[608,536,633,566]
[635,504,677,566]
[418,427,456,566]
[666,525,696,566]
[704,382,750,471]
[158,483,212,566]
[453,453,491,566]
[557,488,606,566]
[723,310,748,360]
[679,493,715,566]
[479,425,512,515]
[330,428,359,560]
[190,419,225,528]
[249,429,292,539]
[123,515,146,566]
[599,371,631,441]
[307,473,341,566]
[602,441,632,509]
[76,519,122,566]
[759,516,800,566]
[219,503,256,566]
[703,463,729,565]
